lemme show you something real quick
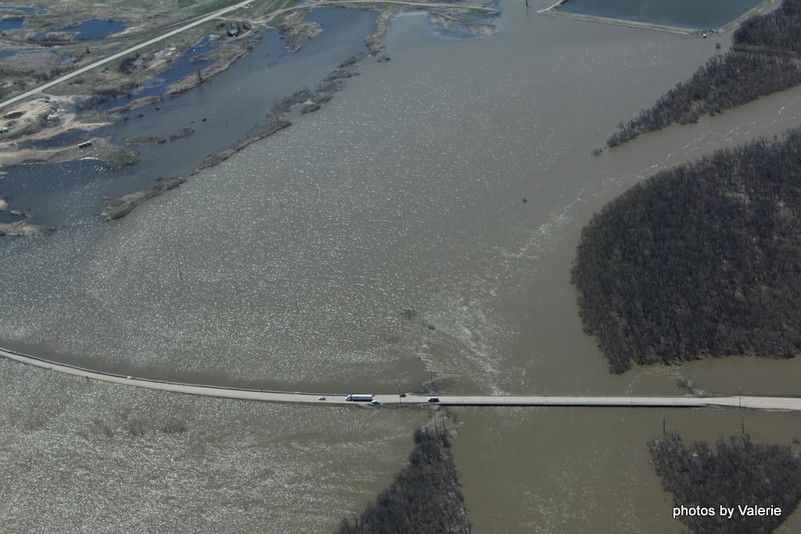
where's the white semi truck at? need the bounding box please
[345,394,374,402]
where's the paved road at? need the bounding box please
[320,0,497,11]
[3,346,800,410]
[0,0,256,111]
[0,0,497,111]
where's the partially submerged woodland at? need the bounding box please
[649,432,801,533]
[337,424,470,534]
[608,0,801,147]
[573,129,801,372]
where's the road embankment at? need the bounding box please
[3,345,801,411]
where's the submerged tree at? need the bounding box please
[337,424,470,534]
[649,432,801,533]
[607,0,801,146]
[574,129,801,372]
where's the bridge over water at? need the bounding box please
[2,346,799,411]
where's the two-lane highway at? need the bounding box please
[3,346,801,410]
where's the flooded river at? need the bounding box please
[3,0,800,395]
[2,0,801,531]
[452,407,801,533]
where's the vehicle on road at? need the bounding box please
[318,396,326,401]
[428,396,440,403]
[345,394,374,402]
[371,399,381,406]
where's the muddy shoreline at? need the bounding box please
[0,2,499,235]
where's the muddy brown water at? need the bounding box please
[2,0,801,531]
[452,407,801,533]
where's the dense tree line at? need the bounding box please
[573,129,801,373]
[648,432,801,533]
[735,0,801,55]
[608,0,801,147]
[337,425,471,534]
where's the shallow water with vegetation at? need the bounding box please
[0,7,379,228]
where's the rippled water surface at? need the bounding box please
[0,360,430,532]
[3,1,801,530]
[4,1,801,396]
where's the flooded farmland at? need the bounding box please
[2,0,801,531]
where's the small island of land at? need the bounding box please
[649,432,801,533]
[573,128,801,373]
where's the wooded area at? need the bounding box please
[649,432,801,533]
[608,0,801,147]
[337,425,471,534]
[573,129,801,373]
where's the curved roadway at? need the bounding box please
[3,346,801,411]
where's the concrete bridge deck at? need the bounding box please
[2,346,799,410]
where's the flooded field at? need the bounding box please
[2,0,801,531]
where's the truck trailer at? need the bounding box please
[345,394,374,402]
